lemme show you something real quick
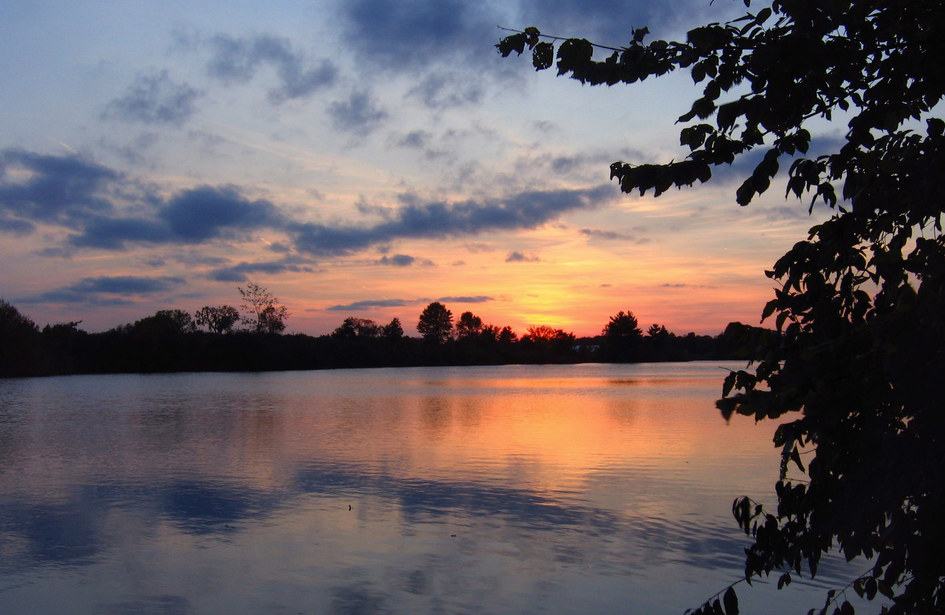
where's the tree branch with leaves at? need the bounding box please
[237,282,289,334]
[501,1,944,614]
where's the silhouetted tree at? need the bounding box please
[382,317,404,340]
[455,311,484,339]
[522,325,575,356]
[497,325,517,345]
[646,323,668,338]
[501,2,945,613]
[601,310,643,362]
[644,323,675,360]
[195,305,240,334]
[479,324,500,344]
[155,309,196,333]
[0,299,39,376]
[603,311,642,340]
[333,317,380,338]
[417,302,453,343]
[238,282,288,334]
[38,321,87,374]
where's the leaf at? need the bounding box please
[496,33,527,57]
[722,371,737,397]
[761,298,779,320]
[532,41,554,70]
[723,587,739,615]
[790,446,805,473]
[736,177,756,205]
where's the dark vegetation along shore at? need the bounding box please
[0,293,762,378]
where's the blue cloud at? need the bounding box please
[291,185,617,256]
[158,186,283,242]
[69,185,284,249]
[206,34,337,103]
[70,216,171,249]
[103,70,201,126]
[327,91,388,136]
[327,299,412,312]
[71,276,185,294]
[0,149,118,224]
[208,258,315,283]
[407,71,484,109]
[579,228,649,243]
[18,275,185,305]
[3,150,620,258]
[392,130,432,149]
[505,251,540,263]
[0,214,34,236]
[375,254,416,267]
[437,296,493,304]
[337,0,492,71]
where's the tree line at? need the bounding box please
[0,285,759,378]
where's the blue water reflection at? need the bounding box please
[0,364,865,614]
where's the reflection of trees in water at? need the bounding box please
[606,398,638,427]
[419,396,451,438]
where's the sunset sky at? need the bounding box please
[0,0,831,337]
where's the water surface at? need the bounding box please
[0,363,856,614]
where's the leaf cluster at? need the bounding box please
[501,1,945,614]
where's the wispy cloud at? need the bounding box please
[579,228,649,243]
[327,91,388,136]
[0,149,119,224]
[336,0,493,72]
[327,298,412,312]
[208,258,316,282]
[375,254,426,267]
[437,296,493,304]
[103,70,201,126]
[3,150,620,261]
[505,251,540,263]
[391,130,433,149]
[408,71,484,109]
[290,185,618,256]
[69,185,284,249]
[18,275,185,305]
[205,33,337,103]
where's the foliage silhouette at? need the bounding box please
[238,282,288,333]
[601,310,644,362]
[456,311,484,339]
[195,305,240,334]
[0,299,39,377]
[500,2,944,614]
[417,301,453,344]
[333,317,381,339]
[0,298,743,378]
[381,317,404,340]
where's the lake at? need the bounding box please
[0,363,858,614]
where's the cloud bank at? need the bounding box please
[1,149,619,264]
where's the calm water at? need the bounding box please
[0,363,858,614]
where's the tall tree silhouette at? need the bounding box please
[238,282,289,334]
[417,302,452,344]
[0,299,39,376]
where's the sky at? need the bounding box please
[0,0,832,337]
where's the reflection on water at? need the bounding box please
[0,363,857,614]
